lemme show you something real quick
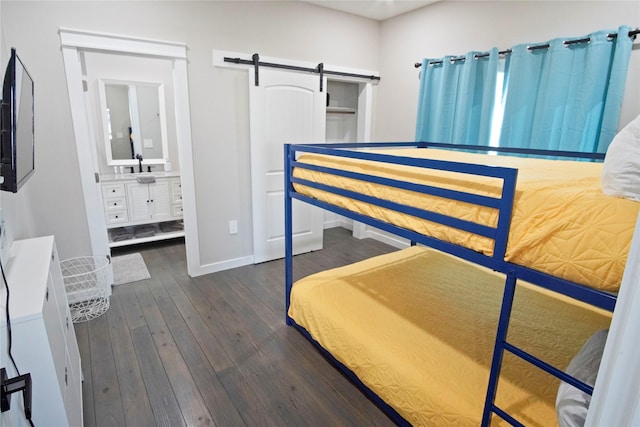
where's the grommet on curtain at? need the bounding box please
[563,37,591,47]
[415,29,638,66]
[527,43,550,51]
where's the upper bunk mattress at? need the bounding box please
[288,246,612,426]
[293,148,640,292]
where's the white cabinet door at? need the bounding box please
[127,182,152,222]
[126,180,173,223]
[149,180,172,221]
[249,69,325,263]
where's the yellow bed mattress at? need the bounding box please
[293,148,640,292]
[288,246,612,426]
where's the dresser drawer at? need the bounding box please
[104,197,127,211]
[171,179,182,194]
[171,204,184,218]
[171,179,182,204]
[102,183,126,199]
[106,210,129,225]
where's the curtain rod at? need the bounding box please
[223,54,380,92]
[414,28,640,68]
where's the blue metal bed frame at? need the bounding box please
[284,141,616,426]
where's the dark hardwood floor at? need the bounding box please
[75,227,397,427]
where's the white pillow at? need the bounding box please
[556,329,608,427]
[601,114,640,201]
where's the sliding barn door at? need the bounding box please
[249,69,325,263]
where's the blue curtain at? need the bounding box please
[499,26,633,153]
[415,48,499,146]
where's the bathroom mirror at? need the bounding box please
[98,79,169,167]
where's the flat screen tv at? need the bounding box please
[1,48,34,193]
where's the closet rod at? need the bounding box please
[414,28,640,68]
[223,55,380,84]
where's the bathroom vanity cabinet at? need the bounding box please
[100,172,184,247]
[126,180,172,223]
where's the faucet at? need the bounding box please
[135,153,143,173]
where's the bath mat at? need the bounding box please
[112,252,151,285]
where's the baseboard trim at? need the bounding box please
[189,255,255,277]
[324,219,353,230]
[354,225,408,249]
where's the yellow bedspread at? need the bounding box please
[293,148,640,292]
[288,246,612,426]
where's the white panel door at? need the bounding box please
[249,69,325,263]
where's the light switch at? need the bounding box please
[143,138,154,148]
[229,220,238,235]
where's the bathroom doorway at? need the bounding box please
[60,29,201,277]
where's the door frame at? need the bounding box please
[213,49,379,255]
[59,28,201,276]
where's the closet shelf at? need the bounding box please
[326,107,357,114]
[108,221,185,248]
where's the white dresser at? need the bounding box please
[100,172,184,247]
[0,236,82,426]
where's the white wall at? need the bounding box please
[0,7,38,264]
[0,1,379,265]
[376,0,640,141]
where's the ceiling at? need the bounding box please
[299,0,439,21]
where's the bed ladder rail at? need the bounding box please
[481,270,596,426]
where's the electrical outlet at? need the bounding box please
[229,220,238,235]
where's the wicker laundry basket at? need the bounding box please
[61,256,111,323]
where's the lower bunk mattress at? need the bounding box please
[288,246,611,426]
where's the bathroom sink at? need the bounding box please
[101,171,178,182]
[136,175,156,184]
[136,171,175,177]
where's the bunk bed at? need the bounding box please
[283,142,640,426]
